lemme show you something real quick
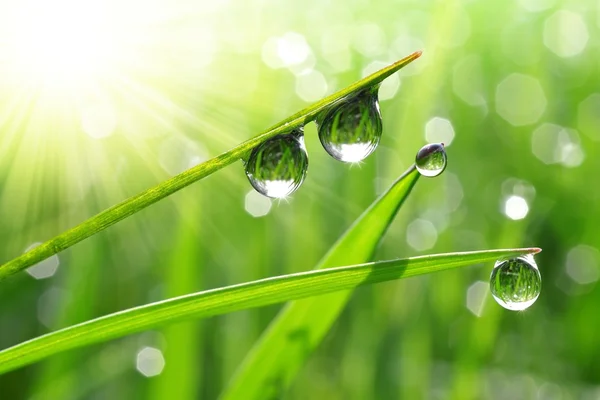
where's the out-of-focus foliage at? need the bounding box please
[0,0,598,398]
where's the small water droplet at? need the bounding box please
[244,129,308,198]
[415,143,447,177]
[317,88,382,163]
[490,254,541,311]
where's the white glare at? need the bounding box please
[4,0,117,82]
[336,144,374,163]
[262,180,296,199]
[136,347,165,377]
[503,195,529,220]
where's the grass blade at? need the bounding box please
[222,166,417,399]
[0,247,540,376]
[0,51,422,281]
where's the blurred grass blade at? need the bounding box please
[0,247,540,376]
[0,51,422,282]
[222,166,420,399]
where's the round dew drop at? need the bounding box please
[317,88,383,163]
[244,129,309,199]
[415,143,447,177]
[489,254,542,311]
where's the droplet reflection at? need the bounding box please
[490,255,541,311]
[317,88,382,163]
[244,129,309,198]
[415,143,447,177]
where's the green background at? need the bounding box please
[0,0,598,398]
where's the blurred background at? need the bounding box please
[0,0,599,398]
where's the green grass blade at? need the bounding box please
[222,166,421,399]
[0,51,422,282]
[0,247,540,376]
[222,166,418,399]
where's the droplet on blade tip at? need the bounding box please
[490,254,542,311]
[415,143,447,177]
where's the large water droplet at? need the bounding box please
[317,88,382,163]
[244,129,308,198]
[415,143,447,177]
[490,254,541,311]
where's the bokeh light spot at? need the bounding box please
[543,10,589,58]
[321,26,352,73]
[24,243,59,279]
[244,190,272,218]
[495,74,547,126]
[566,245,600,285]
[577,93,600,141]
[501,178,536,202]
[362,61,399,101]
[352,23,386,57]
[277,32,311,67]
[136,346,165,377]
[262,32,312,70]
[531,123,584,167]
[37,287,69,329]
[503,195,529,220]
[425,117,455,146]
[295,70,328,102]
[406,219,438,251]
[466,281,488,317]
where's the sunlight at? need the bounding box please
[4,0,117,84]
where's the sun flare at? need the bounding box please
[3,0,120,85]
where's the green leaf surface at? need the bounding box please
[0,247,539,376]
[0,51,422,282]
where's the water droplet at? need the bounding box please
[490,254,541,311]
[244,129,308,198]
[317,88,382,163]
[415,143,447,177]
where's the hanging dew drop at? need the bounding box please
[489,254,542,311]
[415,143,447,177]
[317,88,383,163]
[244,129,309,199]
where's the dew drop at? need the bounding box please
[317,88,382,163]
[415,143,447,177]
[244,129,308,198]
[490,254,541,311]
